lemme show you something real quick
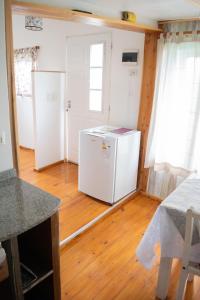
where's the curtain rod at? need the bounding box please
[158,18,200,25]
[162,30,200,36]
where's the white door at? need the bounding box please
[32,71,65,170]
[66,33,111,163]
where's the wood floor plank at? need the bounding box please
[18,148,200,299]
[60,195,200,300]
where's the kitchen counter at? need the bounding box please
[0,169,61,300]
[0,170,60,241]
[0,169,60,242]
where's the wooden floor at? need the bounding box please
[18,148,200,299]
[18,148,109,241]
[60,195,200,300]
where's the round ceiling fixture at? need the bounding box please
[25,16,43,31]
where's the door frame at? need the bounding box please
[5,0,160,190]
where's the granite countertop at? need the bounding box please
[0,169,60,242]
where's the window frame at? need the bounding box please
[88,41,106,113]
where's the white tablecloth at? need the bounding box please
[136,175,200,269]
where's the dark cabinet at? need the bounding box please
[0,212,60,300]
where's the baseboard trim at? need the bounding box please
[60,190,139,249]
[65,159,78,165]
[34,160,64,172]
[140,191,162,202]
[19,145,34,151]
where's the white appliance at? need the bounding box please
[78,126,141,204]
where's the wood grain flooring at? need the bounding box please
[18,148,109,241]
[60,195,200,300]
[18,149,200,299]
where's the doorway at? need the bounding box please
[8,2,147,245]
[66,33,111,163]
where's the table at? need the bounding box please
[136,175,200,299]
[0,169,61,300]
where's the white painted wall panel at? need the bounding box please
[16,96,34,149]
[32,72,65,169]
[109,29,144,128]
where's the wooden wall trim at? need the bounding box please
[11,1,161,34]
[4,0,19,172]
[137,32,159,192]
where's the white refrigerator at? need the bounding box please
[78,126,141,204]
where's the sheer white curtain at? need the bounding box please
[145,33,200,199]
[14,46,39,96]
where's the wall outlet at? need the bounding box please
[0,132,6,145]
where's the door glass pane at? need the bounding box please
[90,43,104,67]
[90,68,103,89]
[89,90,102,111]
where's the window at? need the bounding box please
[14,46,39,96]
[15,59,33,96]
[89,43,104,111]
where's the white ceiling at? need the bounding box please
[22,0,200,25]
[79,0,200,20]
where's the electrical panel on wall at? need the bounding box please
[122,49,139,65]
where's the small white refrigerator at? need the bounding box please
[78,126,141,204]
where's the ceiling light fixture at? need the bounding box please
[25,16,43,31]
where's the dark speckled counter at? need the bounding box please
[0,168,60,242]
[0,169,61,300]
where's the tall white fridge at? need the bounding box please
[78,126,141,204]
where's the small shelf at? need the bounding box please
[1,213,60,300]
[20,261,53,294]
[23,269,53,294]
[24,274,54,300]
[17,218,54,297]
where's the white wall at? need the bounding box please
[13,15,144,129]
[0,2,13,172]
[13,17,67,71]
[109,30,144,128]
[16,96,34,149]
